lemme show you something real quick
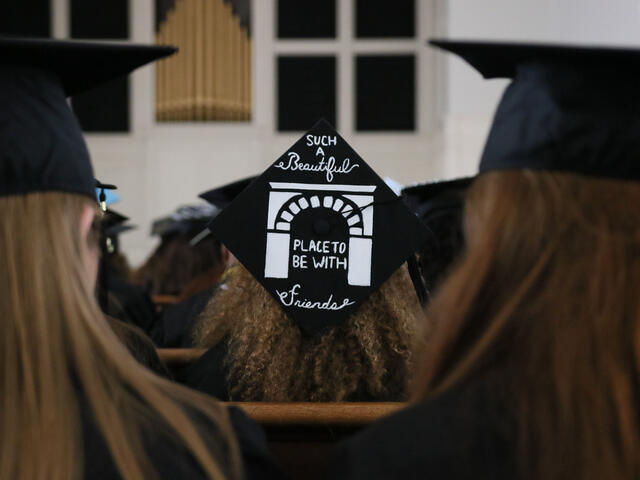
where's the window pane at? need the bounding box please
[70,0,129,132]
[0,0,50,37]
[72,78,130,132]
[278,56,336,132]
[355,0,415,38]
[277,0,336,39]
[70,0,129,39]
[356,55,415,131]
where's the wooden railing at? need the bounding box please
[152,294,179,306]
[227,401,404,427]
[231,402,405,480]
[157,347,407,479]
[158,347,206,364]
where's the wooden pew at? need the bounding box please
[152,294,179,306]
[158,348,407,479]
[158,347,206,365]
[227,402,405,479]
[151,294,179,314]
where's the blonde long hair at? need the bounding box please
[0,192,241,480]
[414,170,640,480]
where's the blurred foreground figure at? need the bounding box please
[0,37,245,479]
[185,121,428,401]
[97,207,158,333]
[327,40,640,480]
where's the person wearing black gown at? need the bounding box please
[0,37,282,479]
[183,121,429,402]
[327,40,640,480]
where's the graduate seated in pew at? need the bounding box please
[401,177,473,306]
[96,204,158,333]
[131,204,225,299]
[151,177,256,348]
[107,316,171,377]
[326,40,640,480]
[0,37,281,480]
[183,120,429,402]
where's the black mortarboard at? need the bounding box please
[101,208,135,254]
[402,178,473,305]
[151,204,220,238]
[193,176,257,246]
[0,37,176,200]
[198,176,257,210]
[208,119,429,337]
[102,209,129,230]
[402,177,474,223]
[430,39,640,180]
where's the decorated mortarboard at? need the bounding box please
[208,119,429,337]
[430,39,640,180]
[0,37,176,200]
[151,204,219,237]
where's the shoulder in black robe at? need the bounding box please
[180,341,231,400]
[151,286,217,348]
[80,398,284,479]
[324,373,516,480]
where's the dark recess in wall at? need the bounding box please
[278,56,337,132]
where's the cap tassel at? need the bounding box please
[99,189,107,212]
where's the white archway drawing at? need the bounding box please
[264,182,376,286]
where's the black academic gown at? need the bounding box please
[81,400,284,479]
[100,267,157,334]
[325,373,516,480]
[181,341,231,400]
[151,286,216,348]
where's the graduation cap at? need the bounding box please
[193,176,256,246]
[199,176,257,210]
[101,208,136,254]
[0,37,176,200]
[429,39,640,180]
[151,204,219,238]
[208,119,429,337]
[402,177,473,223]
[401,177,474,305]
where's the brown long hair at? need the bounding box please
[0,192,241,480]
[414,170,640,480]
[193,265,423,401]
[132,234,223,297]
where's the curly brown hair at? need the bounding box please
[192,264,423,401]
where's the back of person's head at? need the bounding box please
[193,263,423,401]
[0,192,241,479]
[132,231,224,297]
[0,39,240,480]
[107,316,171,377]
[415,170,640,480]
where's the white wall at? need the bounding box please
[87,0,640,264]
[88,0,446,265]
